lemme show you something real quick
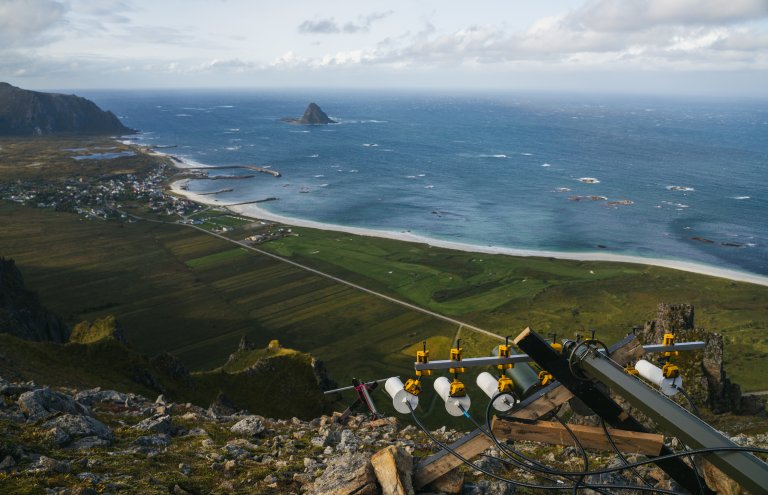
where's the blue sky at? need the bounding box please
[1,0,767,95]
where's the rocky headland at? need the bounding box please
[282,103,336,125]
[0,82,134,136]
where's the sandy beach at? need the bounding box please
[168,177,768,288]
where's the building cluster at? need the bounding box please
[0,163,202,221]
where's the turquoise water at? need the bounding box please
[86,90,768,276]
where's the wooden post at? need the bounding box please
[491,417,664,456]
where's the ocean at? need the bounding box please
[84,89,768,277]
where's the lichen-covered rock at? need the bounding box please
[27,455,71,474]
[230,415,265,437]
[43,414,113,446]
[132,414,174,434]
[74,388,134,406]
[18,388,89,421]
[309,452,380,495]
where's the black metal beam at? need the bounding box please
[574,345,768,495]
[514,328,714,495]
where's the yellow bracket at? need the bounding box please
[449,378,466,397]
[416,348,432,377]
[497,375,514,394]
[404,378,422,396]
[624,365,640,376]
[550,342,563,353]
[538,370,554,386]
[449,343,465,375]
[496,344,513,371]
[662,362,680,379]
[662,333,679,358]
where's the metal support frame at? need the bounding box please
[414,341,705,372]
[513,328,714,495]
[573,345,768,495]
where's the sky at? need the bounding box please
[1,0,768,96]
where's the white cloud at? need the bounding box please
[569,0,768,32]
[298,11,393,34]
[0,0,67,47]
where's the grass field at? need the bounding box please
[0,203,455,386]
[259,227,768,358]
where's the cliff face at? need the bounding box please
[0,258,70,343]
[0,82,135,136]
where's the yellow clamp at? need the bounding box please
[538,370,554,386]
[662,362,680,379]
[496,343,513,371]
[404,378,422,396]
[497,375,514,394]
[449,378,466,397]
[624,364,640,376]
[662,333,679,358]
[416,345,432,377]
[449,342,466,374]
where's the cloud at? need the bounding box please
[298,10,393,34]
[0,0,68,47]
[298,18,340,34]
[568,0,768,32]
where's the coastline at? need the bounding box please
[167,174,768,288]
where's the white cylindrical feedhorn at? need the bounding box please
[635,359,681,396]
[476,372,516,412]
[434,376,471,416]
[384,377,419,414]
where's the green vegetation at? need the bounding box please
[258,227,768,390]
[0,136,160,182]
[69,315,122,344]
[0,332,326,420]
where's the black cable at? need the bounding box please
[412,401,683,494]
[481,392,586,481]
[600,417,654,488]
[554,414,589,495]
[484,396,768,478]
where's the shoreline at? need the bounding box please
[167,175,768,288]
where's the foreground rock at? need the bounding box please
[371,445,415,495]
[308,452,379,495]
[18,388,90,421]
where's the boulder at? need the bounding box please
[132,414,174,434]
[74,388,133,406]
[43,414,113,446]
[426,468,464,494]
[133,434,172,448]
[370,445,414,495]
[18,388,90,421]
[28,455,71,474]
[230,415,265,437]
[308,452,380,495]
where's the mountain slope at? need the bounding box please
[0,82,134,136]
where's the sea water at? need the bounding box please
[84,89,768,276]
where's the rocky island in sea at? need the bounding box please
[0,82,135,136]
[281,102,336,125]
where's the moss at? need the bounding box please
[69,315,121,344]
